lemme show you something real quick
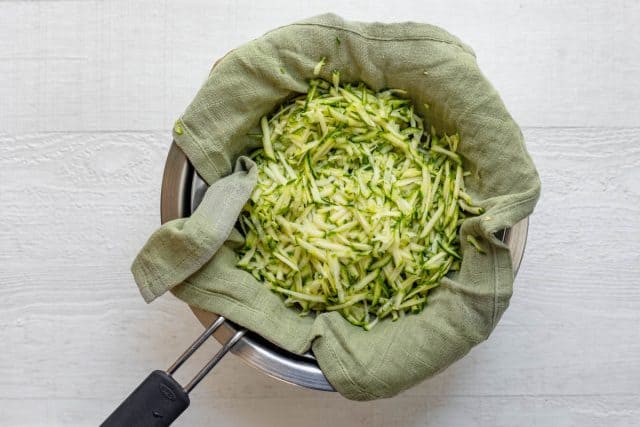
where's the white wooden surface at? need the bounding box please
[1,1,639,426]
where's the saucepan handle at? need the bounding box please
[100,316,245,427]
[100,370,189,427]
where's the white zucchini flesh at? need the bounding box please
[237,69,483,329]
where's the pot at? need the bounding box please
[160,141,530,392]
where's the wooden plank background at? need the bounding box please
[1,1,639,426]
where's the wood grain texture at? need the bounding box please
[1,1,640,426]
[0,0,639,133]
[2,128,638,426]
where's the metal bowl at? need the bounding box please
[161,142,529,392]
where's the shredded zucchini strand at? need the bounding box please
[236,73,483,329]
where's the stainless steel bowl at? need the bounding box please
[161,142,529,392]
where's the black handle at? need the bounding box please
[101,317,245,426]
[100,370,189,427]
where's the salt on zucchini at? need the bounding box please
[236,71,483,329]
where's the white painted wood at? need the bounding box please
[1,1,639,426]
[0,0,639,133]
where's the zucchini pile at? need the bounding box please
[237,71,482,329]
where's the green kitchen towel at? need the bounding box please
[132,13,540,400]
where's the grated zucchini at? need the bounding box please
[236,71,483,329]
